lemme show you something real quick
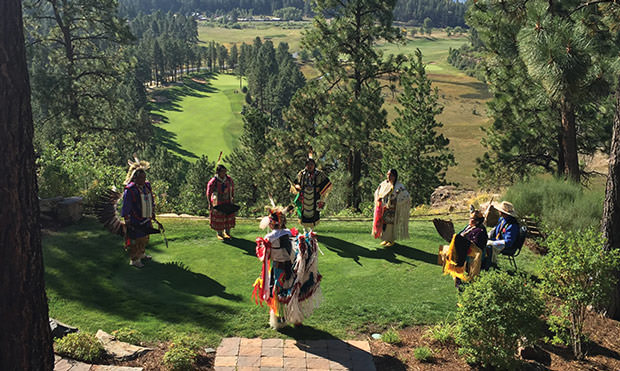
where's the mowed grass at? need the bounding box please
[149,73,245,161]
[43,217,539,345]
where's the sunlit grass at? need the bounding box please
[44,217,539,345]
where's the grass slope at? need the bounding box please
[149,73,245,162]
[43,218,539,346]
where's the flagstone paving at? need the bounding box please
[214,337,376,371]
[54,355,143,371]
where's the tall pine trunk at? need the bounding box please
[0,0,54,369]
[560,98,580,182]
[603,77,620,320]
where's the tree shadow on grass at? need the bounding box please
[43,218,239,330]
[279,325,397,370]
[153,126,198,159]
[431,77,491,100]
[319,235,426,267]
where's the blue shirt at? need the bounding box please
[489,216,519,249]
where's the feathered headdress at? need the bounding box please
[259,196,295,230]
[124,155,150,185]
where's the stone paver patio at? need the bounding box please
[54,355,143,371]
[214,337,376,371]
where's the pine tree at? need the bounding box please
[301,0,406,210]
[468,0,614,184]
[381,50,455,205]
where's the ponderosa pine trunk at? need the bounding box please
[603,76,620,320]
[0,0,54,369]
[560,98,580,183]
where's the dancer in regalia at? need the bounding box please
[252,205,322,329]
[292,156,332,229]
[121,157,158,268]
[372,169,411,246]
[206,164,236,240]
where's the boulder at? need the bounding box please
[430,186,458,207]
[96,330,152,362]
[49,318,78,339]
[39,196,83,226]
[56,197,83,224]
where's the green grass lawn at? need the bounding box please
[149,73,245,162]
[43,217,540,346]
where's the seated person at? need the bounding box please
[442,207,487,288]
[486,201,520,264]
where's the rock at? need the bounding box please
[91,366,144,370]
[96,330,152,362]
[430,186,458,207]
[204,347,216,354]
[519,344,551,366]
[56,197,83,224]
[371,333,382,340]
[49,318,78,339]
[40,196,63,214]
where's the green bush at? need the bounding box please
[545,314,572,346]
[381,328,402,345]
[455,271,545,370]
[424,321,455,344]
[111,327,143,345]
[37,137,123,200]
[503,178,603,232]
[171,333,207,350]
[54,332,105,363]
[413,346,433,362]
[163,343,196,371]
[540,228,620,359]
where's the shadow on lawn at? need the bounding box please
[279,325,402,370]
[319,235,436,266]
[43,218,239,330]
[223,236,256,256]
[153,126,198,159]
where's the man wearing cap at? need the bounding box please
[486,201,520,265]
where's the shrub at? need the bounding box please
[545,314,572,346]
[381,328,402,345]
[172,333,207,350]
[413,346,433,362]
[163,343,195,371]
[503,178,603,232]
[455,271,545,370]
[111,327,143,345]
[54,332,105,363]
[539,228,620,359]
[424,321,455,344]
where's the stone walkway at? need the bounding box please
[54,355,143,371]
[214,338,376,371]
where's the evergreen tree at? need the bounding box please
[468,0,614,184]
[301,0,406,210]
[382,50,454,205]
